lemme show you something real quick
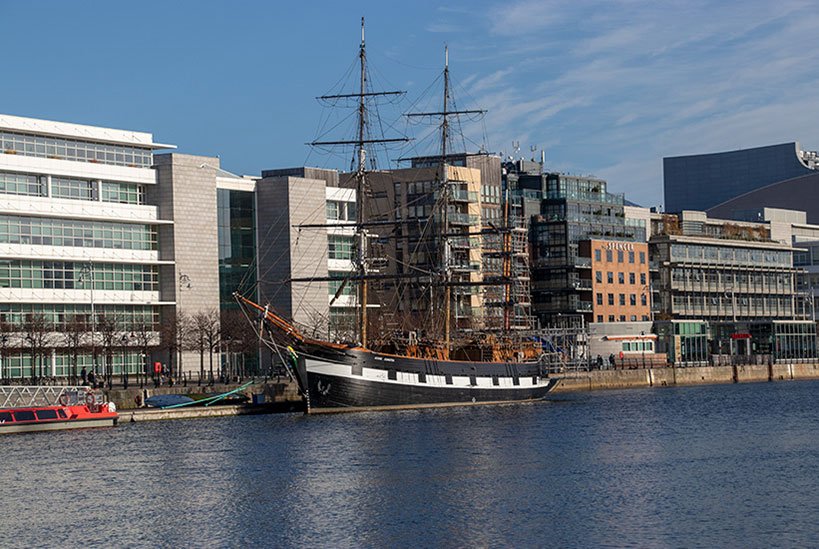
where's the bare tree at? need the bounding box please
[131,318,156,383]
[192,309,220,383]
[22,312,53,384]
[159,311,189,382]
[221,309,259,379]
[0,319,14,383]
[96,313,119,389]
[63,314,88,385]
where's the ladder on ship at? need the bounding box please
[0,386,87,408]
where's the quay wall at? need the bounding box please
[106,380,301,411]
[552,362,819,393]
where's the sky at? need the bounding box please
[3,0,819,207]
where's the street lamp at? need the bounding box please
[120,333,131,389]
[78,263,96,378]
[177,273,191,380]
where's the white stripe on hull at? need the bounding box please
[305,358,553,390]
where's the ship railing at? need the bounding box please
[0,385,89,408]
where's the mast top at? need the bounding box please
[445,44,448,69]
[361,16,365,46]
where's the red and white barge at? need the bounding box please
[0,392,118,435]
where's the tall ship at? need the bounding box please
[236,19,559,413]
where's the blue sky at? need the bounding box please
[3,0,818,206]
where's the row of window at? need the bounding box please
[0,171,145,204]
[0,171,43,196]
[0,260,158,291]
[595,271,647,286]
[0,130,153,168]
[594,248,646,264]
[671,295,793,313]
[669,244,790,267]
[0,215,157,250]
[596,314,651,322]
[1,351,146,379]
[0,304,159,331]
[596,293,648,307]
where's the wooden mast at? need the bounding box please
[442,45,451,353]
[310,17,407,348]
[356,17,368,348]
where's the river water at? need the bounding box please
[1,380,818,548]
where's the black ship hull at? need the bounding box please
[296,346,558,414]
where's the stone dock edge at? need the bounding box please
[106,363,819,421]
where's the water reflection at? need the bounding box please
[1,382,818,547]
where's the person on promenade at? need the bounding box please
[80,366,87,385]
[596,355,603,370]
[608,353,616,370]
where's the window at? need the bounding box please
[36,409,58,420]
[594,249,601,261]
[0,172,45,197]
[628,251,635,263]
[608,294,614,305]
[619,294,625,305]
[630,294,636,306]
[597,293,603,305]
[620,315,626,322]
[608,315,615,322]
[52,177,94,201]
[606,249,613,262]
[0,215,156,250]
[641,295,647,306]
[0,130,152,168]
[640,251,646,264]
[617,250,624,262]
[630,315,637,321]
[0,411,12,422]
[629,273,635,285]
[618,272,625,284]
[12,410,35,421]
[640,273,646,285]
[328,235,354,260]
[607,272,614,284]
[595,271,603,283]
[101,182,144,205]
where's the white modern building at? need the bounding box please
[0,114,174,381]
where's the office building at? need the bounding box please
[0,114,173,380]
[663,142,819,215]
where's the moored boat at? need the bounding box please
[0,392,118,434]
[235,20,560,414]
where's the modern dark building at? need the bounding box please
[504,162,645,326]
[663,142,819,213]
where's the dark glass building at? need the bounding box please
[217,188,256,309]
[504,162,644,326]
[663,142,819,213]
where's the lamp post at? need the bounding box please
[177,273,191,380]
[79,263,96,379]
[120,333,132,389]
[0,334,7,383]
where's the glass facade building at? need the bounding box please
[217,188,256,309]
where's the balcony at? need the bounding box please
[450,189,478,202]
[573,300,593,312]
[448,213,479,226]
[451,261,481,272]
